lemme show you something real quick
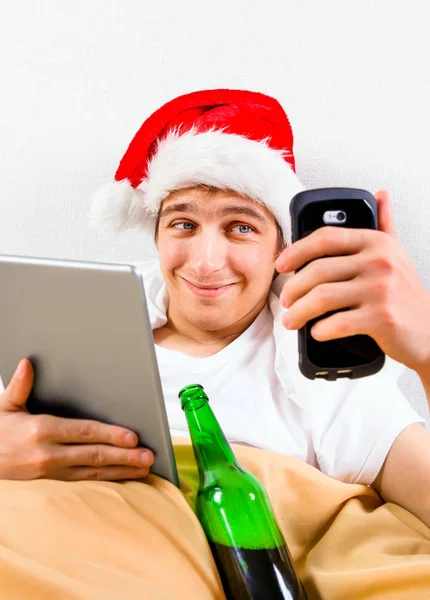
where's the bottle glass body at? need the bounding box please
[180,384,308,600]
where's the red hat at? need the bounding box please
[88,89,304,244]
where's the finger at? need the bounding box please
[64,465,151,481]
[42,415,139,448]
[275,226,373,273]
[59,444,154,468]
[310,307,371,341]
[280,254,362,308]
[374,189,398,238]
[283,281,363,330]
[1,358,34,411]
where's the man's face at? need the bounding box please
[156,188,280,333]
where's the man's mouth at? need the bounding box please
[181,278,236,298]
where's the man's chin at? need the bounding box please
[183,303,235,331]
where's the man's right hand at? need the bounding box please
[0,358,154,481]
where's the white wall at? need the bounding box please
[1,0,429,423]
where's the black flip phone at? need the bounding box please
[289,187,385,381]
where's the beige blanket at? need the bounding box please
[0,439,428,599]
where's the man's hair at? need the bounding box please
[154,185,285,258]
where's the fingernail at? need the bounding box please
[140,451,154,466]
[311,327,321,340]
[16,360,26,379]
[124,432,137,446]
[276,258,285,271]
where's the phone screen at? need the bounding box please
[297,198,382,370]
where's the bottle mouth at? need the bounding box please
[179,383,209,411]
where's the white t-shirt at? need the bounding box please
[137,259,425,486]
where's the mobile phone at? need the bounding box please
[289,187,385,381]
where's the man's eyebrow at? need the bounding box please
[159,201,269,224]
[159,202,198,218]
[219,205,269,224]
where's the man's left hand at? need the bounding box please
[276,190,430,377]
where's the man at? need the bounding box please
[1,89,429,527]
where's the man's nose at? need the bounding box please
[189,230,227,276]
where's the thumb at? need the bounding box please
[1,358,33,411]
[374,189,398,238]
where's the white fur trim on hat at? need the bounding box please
[88,128,304,244]
[87,180,150,233]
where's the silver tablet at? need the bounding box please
[0,254,179,487]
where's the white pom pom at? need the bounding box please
[87,180,153,232]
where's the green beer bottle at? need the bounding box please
[179,383,308,600]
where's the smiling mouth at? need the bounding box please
[190,282,231,289]
[181,277,236,298]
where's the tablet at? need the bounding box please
[0,254,179,487]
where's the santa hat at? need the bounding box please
[88,89,304,245]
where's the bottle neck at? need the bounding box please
[184,400,237,474]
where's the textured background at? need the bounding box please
[0,0,429,424]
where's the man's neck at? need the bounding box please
[153,302,267,358]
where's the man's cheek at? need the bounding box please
[161,244,186,268]
[234,246,270,269]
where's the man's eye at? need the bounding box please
[173,222,195,231]
[231,224,253,234]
